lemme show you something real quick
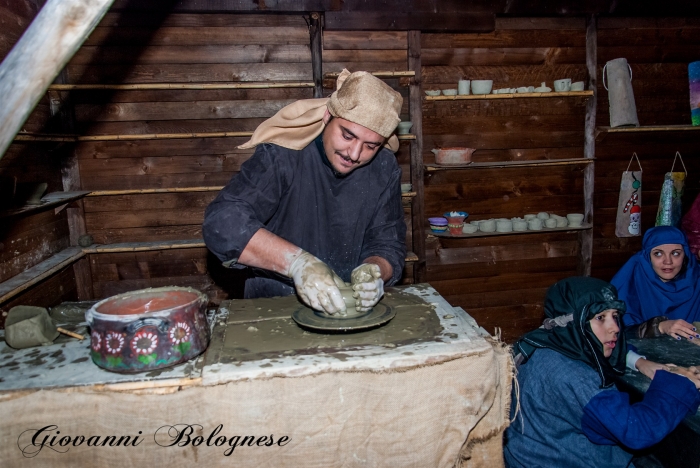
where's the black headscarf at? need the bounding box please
[513,277,627,388]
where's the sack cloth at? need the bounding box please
[655,152,687,228]
[615,153,642,237]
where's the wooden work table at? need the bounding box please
[0,285,511,467]
[617,337,700,468]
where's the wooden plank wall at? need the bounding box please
[0,0,78,326]
[72,12,313,302]
[421,18,589,342]
[592,18,700,280]
[322,30,416,282]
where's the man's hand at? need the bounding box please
[351,263,384,312]
[658,319,699,341]
[288,251,346,315]
[665,364,700,390]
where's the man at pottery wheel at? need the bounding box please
[203,69,406,316]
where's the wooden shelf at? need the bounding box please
[325,71,415,78]
[397,134,416,140]
[14,131,255,143]
[595,124,700,142]
[47,82,315,91]
[425,90,593,101]
[428,223,592,239]
[82,239,206,254]
[0,247,85,304]
[405,251,419,262]
[425,158,593,171]
[0,191,90,219]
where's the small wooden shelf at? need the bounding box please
[405,251,419,262]
[401,192,417,198]
[0,191,90,219]
[47,82,315,91]
[425,158,593,171]
[325,71,415,78]
[595,125,700,142]
[0,247,85,304]
[397,134,416,140]
[428,223,592,239]
[424,90,593,101]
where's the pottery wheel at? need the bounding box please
[292,303,396,333]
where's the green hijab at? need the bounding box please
[513,277,627,388]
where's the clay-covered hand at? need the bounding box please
[351,263,384,312]
[664,364,700,390]
[287,251,346,315]
[634,358,668,380]
[658,319,699,341]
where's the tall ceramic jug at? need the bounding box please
[603,58,639,128]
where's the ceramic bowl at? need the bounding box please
[516,87,529,94]
[462,223,478,234]
[567,213,584,227]
[479,219,496,232]
[544,218,557,228]
[571,81,585,91]
[425,90,441,96]
[513,220,528,231]
[528,218,543,230]
[429,217,448,233]
[551,214,568,227]
[537,212,550,220]
[432,147,475,166]
[442,89,458,96]
[496,220,513,232]
[400,183,413,193]
[397,121,413,135]
[524,214,537,221]
[471,80,493,95]
[444,211,468,224]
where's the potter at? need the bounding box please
[204,69,406,317]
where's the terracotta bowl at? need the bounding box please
[432,147,475,166]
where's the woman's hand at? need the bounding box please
[664,364,700,390]
[658,319,700,341]
[635,358,668,380]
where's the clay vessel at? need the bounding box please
[432,148,475,166]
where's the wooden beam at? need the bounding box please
[578,14,597,277]
[408,30,427,283]
[321,11,495,32]
[48,82,315,90]
[309,12,323,98]
[0,0,115,161]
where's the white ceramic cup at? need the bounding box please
[528,218,543,230]
[469,220,480,226]
[524,214,537,221]
[471,80,493,95]
[462,223,478,234]
[567,213,584,227]
[458,80,471,95]
[544,218,557,228]
[553,79,572,92]
[496,220,513,232]
[571,81,585,91]
[397,121,413,135]
[479,219,496,232]
[551,215,569,227]
[537,212,550,220]
[513,220,528,231]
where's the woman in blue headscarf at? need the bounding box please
[611,226,700,340]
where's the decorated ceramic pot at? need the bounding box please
[86,287,210,374]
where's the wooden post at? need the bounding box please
[309,12,323,98]
[52,68,93,300]
[408,31,426,283]
[578,14,597,277]
[0,0,114,160]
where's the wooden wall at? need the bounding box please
[0,0,79,326]
[421,18,589,341]
[592,18,700,280]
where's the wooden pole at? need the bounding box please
[309,12,323,98]
[408,31,426,284]
[578,14,597,277]
[0,0,115,161]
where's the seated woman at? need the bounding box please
[611,226,700,340]
[504,277,700,468]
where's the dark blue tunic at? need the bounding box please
[202,139,406,298]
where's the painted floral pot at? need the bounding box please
[86,287,210,374]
